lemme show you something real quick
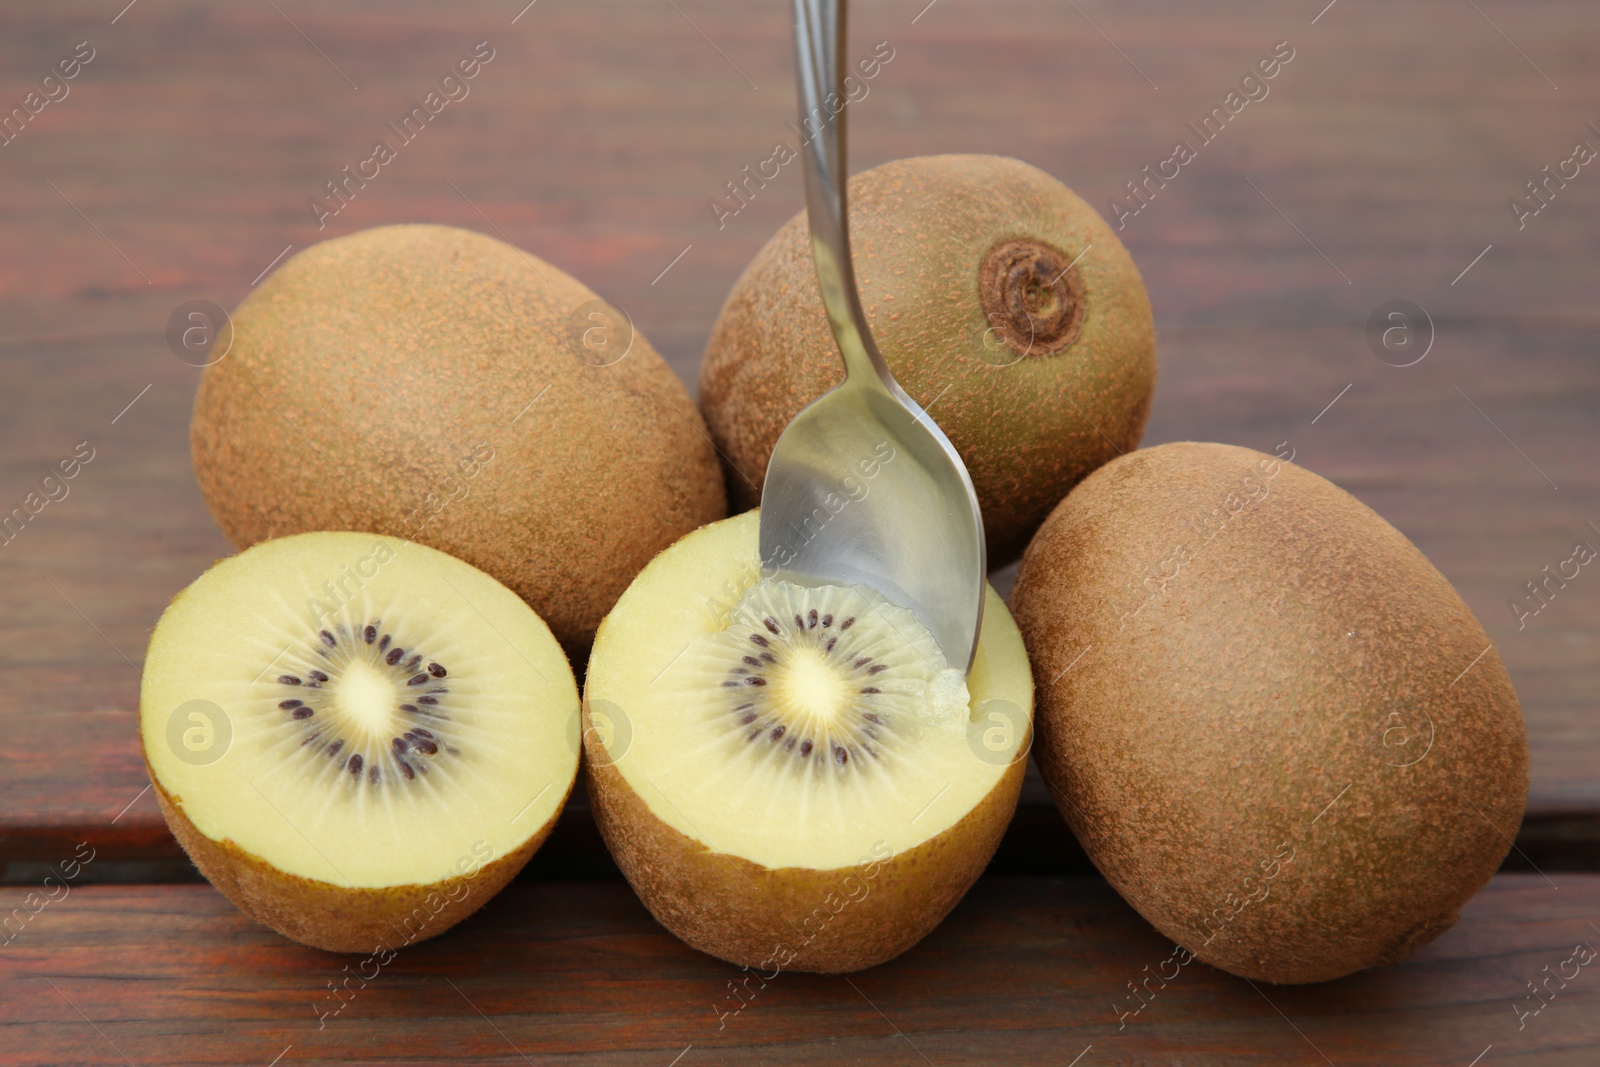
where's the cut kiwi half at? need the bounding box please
[139,531,579,953]
[584,511,1033,972]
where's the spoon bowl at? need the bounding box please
[759,0,986,672]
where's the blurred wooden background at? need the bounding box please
[2,1,1597,1063]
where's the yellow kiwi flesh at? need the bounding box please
[1010,442,1529,983]
[699,154,1156,565]
[140,531,580,952]
[191,224,726,657]
[584,511,1034,972]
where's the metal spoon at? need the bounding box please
[758,0,986,672]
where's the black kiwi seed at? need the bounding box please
[348,754,363,775]
[407,673,429,686]
[808,609,819,628]
[822,614,833,627]
[750,634,769,648]
[404,654,422,671]
[834,745,849,766]
[413,739,439,755]
[800,739,813,757]
[869,664,888,674]
[840,617,855,630]
[738,711,757,725]
[854,658,870,669]
[278,675,301,686]
[309,670,329,683]
[743,656,761,667]
[378,634,391,651]
[279,699,302,710]
[400,703,417,712]
[392,737,409,754]
[327,740,344,758]
[770,725,786,742]
[397,760,415,780]
[764,617,780,635]
[368,766,380,784]
[292,707,313,720]
[385,647,405,666]
[418,696,438,705]
[861,687,880,695]
[794,614,805,630]
[428,662,447,677]
[363,625,377,644]
[320,630,336,647]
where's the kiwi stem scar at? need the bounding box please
[1048,243,1094,287]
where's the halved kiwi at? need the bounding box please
[584,511,1033,972]
[139,531,579,952]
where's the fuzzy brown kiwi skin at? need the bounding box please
[583,695,1028,973]
[699,154,1155,566]
[1010,441,1530,984]
[190,223,726,660]
[146,760,567,954]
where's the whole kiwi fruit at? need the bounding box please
[699,154,1155,565]
[1010,441,1529,984]
[191,224,725,657]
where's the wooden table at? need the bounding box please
[2,1,1596,1063]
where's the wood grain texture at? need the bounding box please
[1,0,1597,874]
[3,875,1598,1066]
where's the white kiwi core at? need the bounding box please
[586,511,1033,871]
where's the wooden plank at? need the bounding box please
[2,875,1597,1065]
[2,0,1597,869]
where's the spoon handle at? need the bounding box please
[793,0,897,392]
